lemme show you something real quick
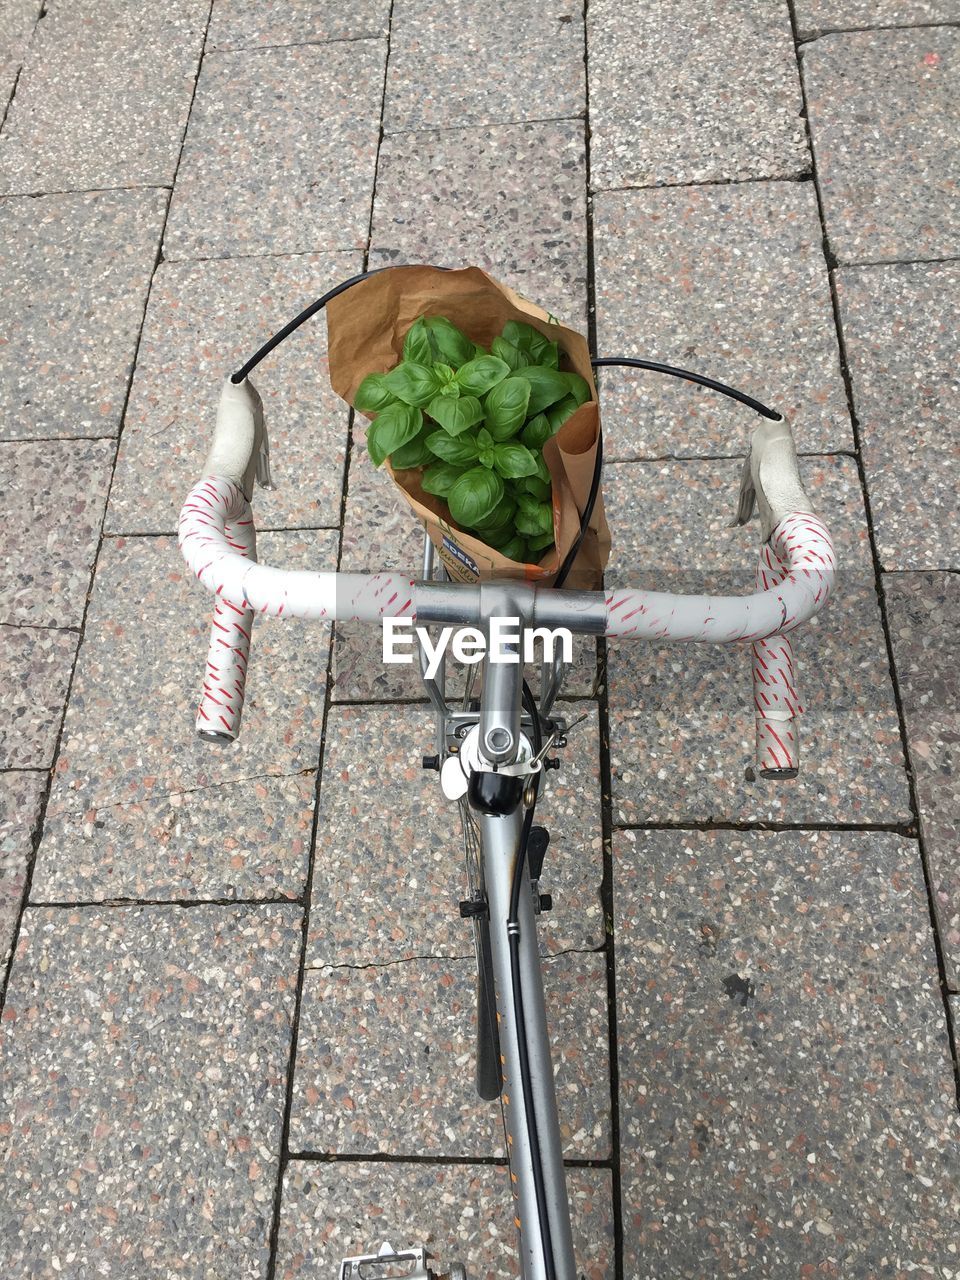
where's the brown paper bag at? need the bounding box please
[326,265,610,588]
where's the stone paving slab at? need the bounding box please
[0,0,208,193]
[0,190,167,441]
[369,120,588,331]
[164,41,385,260]
[885,572,960,990]
[803,27,960,264]
[207,0,390,48]
[107,253,358,536]
[31,770,316,905]
[0,0,40,115]
[0,903,302,1280]
[290,950,609,1159]
[836,261,960,571]
[593,181,852,459]
[0,770,44,967]
[604,455,911,824]
[588,0,809,191]
[306,702,604,965]
[795,0,960,36]
[46,531,336,820]
[0,624,77,769]
[614,828,960,1275]
[277,1160,614,1280]
[383,0,584,133]
[1,440,113,628]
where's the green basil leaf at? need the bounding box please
[390,428,434,469]
[520,412,552,451]
[435,362,456,385]
[473,494,517,531]
[455,354,510,397]
[491,336,525,371]
[483,376,531,440]
[515,497,553,537]
[563,371,592,406]
[533,452,550,483]
[366,403,423,467]
[502,320,550,363]
[426,393,484,435]
[425,431,479,465]
[538,341,560,370]
[527,530,556,553]
[515,492,541,518]
[493,441,538,479]
[439,381,461,399]
[422,461,467,498]
[545,394,580,431]
[476,426,493,449]
[448,466,505,528]
[523,475,552,502]
[424,316,474,368]
[514,365,569,415]
[402,317,438,365]
[381,360,442,407]
[499,535,529,563]
[355,373,399,414]
[479,446,496,469]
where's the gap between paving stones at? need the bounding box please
[305,944,605,974]
[784,0,960,1083]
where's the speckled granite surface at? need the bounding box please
[588,0,808,190]
[604,456,910,824]
[384,0,585,132]
[207,0,390,48]
[106,253,358,535]
[290,950,609,1159]
[0,0,208,192]
[0,771,44,967]
[307,703,604,964]
[1,439,113,627]
[614,828,960,1275]
[886,572,960,990]
[0,904,302,1279]
[0,190,167,441]
[0,625,77,769]
[46,533,336,816]
[795,0,960,35]
[593,182,852,458]
[277,1161,615,1280]
[836,261,960,570]
[164,41,386,259]
[0,0,41,115]
[803,27,960,263]
[369,120,588,330]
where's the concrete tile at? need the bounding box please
[836,261,960,570]
[796,0,960,36]
[369,120,588,330]
[0,0,208,192]
[0,190,167,441]
[384,0,584,133]
[604,456,911,824]
[107,254,358,536]
[588,0,808,190]
[277,1160,614,1280]
[207,0,389,49]
[885,572,960,989]
[290,950,609,1160]
[803,28,960,263]
[31,771,316,904]
[614,828,960,1276]
[0,625,77,769]
[593,182,852,458]
[46,531,336,819]
[0,771,44,967]
[164,41,385,259]
[0,0,41,114]
[1,440,113,627]
[306,703,604,965]
[0,903,302,1279]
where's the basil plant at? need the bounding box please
[355,316,591,564]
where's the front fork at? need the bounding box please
[480,808,578,1280]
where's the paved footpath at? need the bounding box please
[1,1,958,1276]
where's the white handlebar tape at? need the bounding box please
[753,538,802,777]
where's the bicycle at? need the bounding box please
[178,274,835,1280]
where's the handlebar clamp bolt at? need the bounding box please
[422,754,441,771]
